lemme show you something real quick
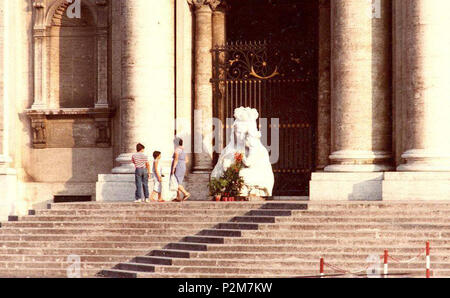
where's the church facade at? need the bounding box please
[0,0,449,220]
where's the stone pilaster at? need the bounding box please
[325,0,392,172]
[31,1,47,110]
[112,0,176,174]
[95,0,109,109]
[397,0,450,172]
[189,0,214,173]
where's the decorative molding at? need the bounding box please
[210,0,227,11]
[25,108,115,149]
[95,119,111,147]
[30,115,47,149]
[187,0,223,10]
[33,0,46,30]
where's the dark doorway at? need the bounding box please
[213,0,318,196]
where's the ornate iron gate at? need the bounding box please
[211,40,317,196]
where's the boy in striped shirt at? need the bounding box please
[132,143,150,203]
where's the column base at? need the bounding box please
[383,172,450,201]
[326,150,393,172]
[30,104,48,110]
[184,172,210,200]
[111,153,135,174]
[96,174,136,202]
[310,172,384,201]
[398,149,450,172]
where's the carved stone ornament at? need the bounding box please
[187,0,223,10]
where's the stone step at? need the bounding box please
[0,261,116,270]
[49,202,269,210]
[27,211,253,221]
[185,251,450,262]
[256,223,450,231]
[248,210,293,216]
[101,266,450,278]
[33,209,256,217]
[129,257,450,270]
[290,210,450,217]
[0,254,133,263]
[275,216,450,224]
[18,216,240,223]
[182,236,225,244]
[241,230,450,239]
[304,201,450,210]
[115,262,155,273]
[0,268,100,278]
[217,223,259,230]
[0,247,150,256]
[5,220,450,230]
[201,244,450,254]
[33,207,450,217]
[21,213,450,225]
[149,249,191,258]
[0,228,208,236]
[1,222,222,229]
[0,234,185,242]
[133,256,173,266]
[222,237,450,246]
[102,270,447,278]
[0,241,168,249]
[230,216,276,223]
[198,229,242,237]
[166,242,208,251]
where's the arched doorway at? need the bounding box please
[212,0,319,196]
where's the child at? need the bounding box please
[150,151,164,202]
[131,143,150,203]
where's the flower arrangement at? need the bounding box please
[208,153,245,200]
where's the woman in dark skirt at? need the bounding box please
[171,139,191,201]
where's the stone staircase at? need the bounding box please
[0,201,449,278]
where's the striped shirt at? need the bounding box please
[131,152,149,169]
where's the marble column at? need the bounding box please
[189,0,214,173]
[112,0,175,173]
[316,0,331,171]
[211,0,226,151]
[0,0,17,219]
[325,0,392,172]
[397,0,450,171]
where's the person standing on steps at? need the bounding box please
[131,143,150,203]
[150,151,164,202]
[171,139,191,202]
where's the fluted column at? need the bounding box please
[397,0,450,171]
[113,0,175,173]
[325,0,392,172]
[189,0,214,173]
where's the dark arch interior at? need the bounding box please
[226,0,318,43]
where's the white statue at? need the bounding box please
[211,107,274,196]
